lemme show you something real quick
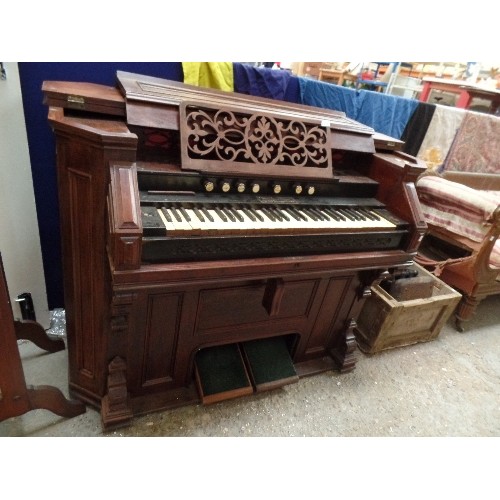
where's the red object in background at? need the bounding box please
[361,70,374,80]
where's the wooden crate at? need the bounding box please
[355,263,461,354]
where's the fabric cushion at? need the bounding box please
[416,175,500,268]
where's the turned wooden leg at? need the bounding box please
[455,295,482,332]
[14,320,65,353]
[329,318,358,373]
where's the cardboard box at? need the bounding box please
[355,263,461,353]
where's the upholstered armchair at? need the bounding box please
[415,171,500,331]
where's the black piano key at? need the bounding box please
[346,208,363,221]
[354,208,367,220]
[215,207,228,222]
[302,207,318,221]
[170,206,183,223]
[179,206,191,222]
[338,207,356,220]
[322,207,341,221]
[337,208,355,221]
[319,209,333,221]
[269,207,284,222]
[370,210,380,220]
[261,207,276,222]
[229,206,244,222]
[332,209,346,221]
[291,207,307,221]
[274,207,289,221]
[242,206,257,222]
[193,207,205,222]
[311,208,328,221]
[356,208,374,221]
[250,206,265,222]
[322,208,338,221]
[222,207,236,222]
[283,207,301,221]
[200,206,214,222]
[160,207,173,222]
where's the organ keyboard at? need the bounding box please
[43,71,427,429]
[137,183,407,261]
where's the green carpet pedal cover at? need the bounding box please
[241,336,299,392]
[194,343,253,404]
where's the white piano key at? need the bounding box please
[157,208,180,235]
[163,207,194,235]
[156,202,397,237]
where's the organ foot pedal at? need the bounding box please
[194,336,299,405]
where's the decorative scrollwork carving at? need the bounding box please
[185,106,329,168]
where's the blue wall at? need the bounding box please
[18,63,183,309]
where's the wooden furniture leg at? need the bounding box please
[0,253,86,423]
[15,319,66,352]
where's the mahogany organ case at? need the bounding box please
[42,71,427,429]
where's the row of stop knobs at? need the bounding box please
[203,179,316,195]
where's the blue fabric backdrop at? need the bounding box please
[18,62,419,310]
[18,63,183,308]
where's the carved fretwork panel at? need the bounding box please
[180,102,333,180]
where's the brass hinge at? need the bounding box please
[67,95,85,108]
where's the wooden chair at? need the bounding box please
[415,172,500,331]
[0,252,85,423]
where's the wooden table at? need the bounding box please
[318,68,357,87]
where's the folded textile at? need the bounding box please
[416,175,500,243]
[298,77,418,139]
[401,102,436,156]
[443,110,500,173]
[298,77,358,119]
[182,62,234,91]
[233,63,292,100]
[417,104,467,167]
[356,90,419,139]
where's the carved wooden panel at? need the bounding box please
[108,163,142,269]
[137,292,183,390]
[302,275,353,359]
[68,168,96,380]
[180,102,333,180]
[195,279,319,333]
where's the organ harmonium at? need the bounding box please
[43,71,427,429]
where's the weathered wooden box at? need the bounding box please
[355,263,461,354]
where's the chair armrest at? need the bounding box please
[443,171,500,191]
[416,175,500,244]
